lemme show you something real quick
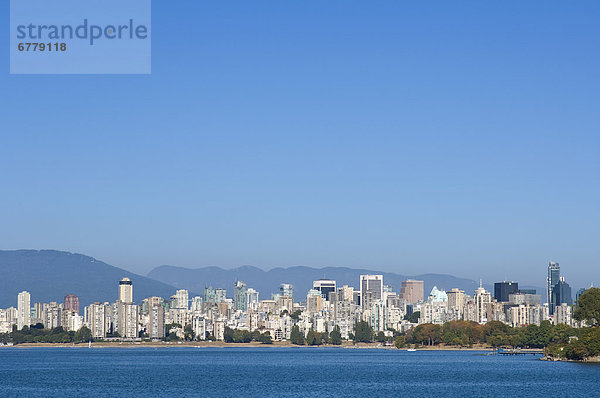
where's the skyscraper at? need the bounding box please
[313,279,337,301]
[119,277,133,303]
[234,281,248,311]
[17,291,31,330]
[547,261,560,312]
[64,294,80,314]
[360,275,383,302]
[551,277,573,309]
[400,280,424,305]
[279,283,294,299]
[494,281,519,303]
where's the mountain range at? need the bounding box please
[0,250,179,308]
[147,264,486,300]
[0,250,543,308]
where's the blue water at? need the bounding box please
[0,347,598,397]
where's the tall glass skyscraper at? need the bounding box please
[547,262,560,314]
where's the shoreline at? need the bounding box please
[2,341,499,351]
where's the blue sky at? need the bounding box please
[1,1,599,289]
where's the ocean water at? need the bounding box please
[0,347,598,397]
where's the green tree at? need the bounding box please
[290,325,304,345]
[394,335,406,349]
[184,324,195,341]
[404,311,420,323]
[257,331,273,344]
[329,326,342,345]
[574,287,600,327]
[224,327,235,343]
[353,321,373,343]
[375,331,386,343]
[290,310,302,321]
[74,326,92,343]
[306,328,317,346]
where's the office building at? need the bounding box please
[547,261,560,312]
[63,294,79,314]
[494,281,519,303]
[234,281,248,311]
[280,283,294,299]
[360,275,383,302]
[400,280,424,305]
[313,279,337,300]
[551,277,573,310]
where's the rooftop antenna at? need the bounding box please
[479,278,483,289]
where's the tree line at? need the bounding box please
[0,324,92,344]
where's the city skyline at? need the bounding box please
[2,265,584,341]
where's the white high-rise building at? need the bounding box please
[119,278,133,303]
[474,286,491,324]
[117,301,139,339]
[17,291,31,330]
[84,302,108,338]
[175,289,189,310]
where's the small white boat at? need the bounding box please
[407,348,417,352]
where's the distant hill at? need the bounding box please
[147,265,486,300]
[0,250,180,308]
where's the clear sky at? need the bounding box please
[1,1,599,289]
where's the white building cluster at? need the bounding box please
[1,273,580,341]
[414,284,573,328]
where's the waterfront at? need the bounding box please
[0,348,598,397]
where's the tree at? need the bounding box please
[329,326,342,345]
[306,328,317,346]
[257,332,273,344]
[394,336,406,349]
[375,331,386,343]
[74,326,92,343]
[290,310,302,321]
[404,311,420,324]
[184,325,195,341]
[290,325,304,345]
[574,287,600,327]
[353,321,373,343]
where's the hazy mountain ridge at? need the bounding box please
[0,250,180,307]
[147,264,487,299]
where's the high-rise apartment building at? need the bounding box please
[119,278,133,303]
[175,289,189,310]
[147,304,165,339]
[84,302,108,338]
[17,291,31,330]
[400,280,424,305]
[63,294,79,314]
[117,301,138,339]
[360,275,383,302]
[447,288,465,313]
[474,286,491,324]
